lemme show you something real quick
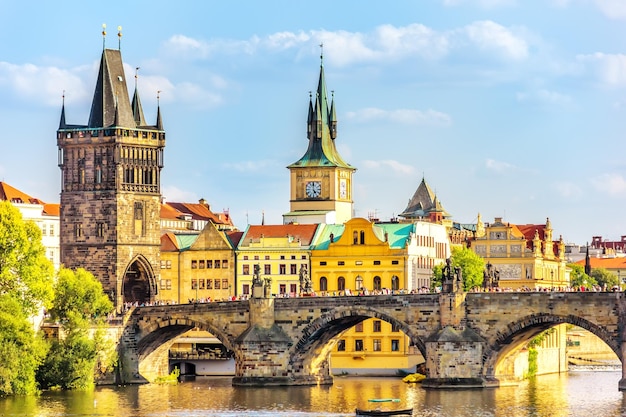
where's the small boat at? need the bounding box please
[368,398,401,403]
[355,407,413,416]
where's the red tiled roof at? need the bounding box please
[573,257,626,269]
[0,182,45,204]
[227,231,244,247]
[163,202,233,226]
[43,203,60,216]
[160,232,180,251]
[242,224,319,245]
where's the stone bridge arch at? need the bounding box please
[288,305,428,381]
[482,312,621,382]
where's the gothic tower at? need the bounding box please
[284,53,356,225]
[57,32,165,309]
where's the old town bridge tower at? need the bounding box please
[57,33,165,309]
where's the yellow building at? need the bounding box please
[470,217,568,290]
[235,224,319,297]
[310,217,424,375]
[159,221,236,304]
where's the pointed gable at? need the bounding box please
[190,222,234,251]
[0,182,45,204]
[88,49,135,128]
[400,177,446,219]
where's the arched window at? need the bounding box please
[373,276,382,291]
[353,231,358,244]
[391,275,399,291]
[356,275,363,291]
[360,230,365,245]
[338,276,345,291]
[320,276,328,292]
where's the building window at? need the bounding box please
[166,260,171,269]
[391,339,400,352]
[280,255,285,260]
[391,276,399,291]
[373,260,381,265]
[214,260,221,268]
[301,255,306,260]
[392,323,400,332]
[373,339,382,352]
[279,284,286,294]
[222,260,228,268]
[243,284,250,295]
[207,260,213,268]
[355,322,363,332]
[353,231,358,244]
[290,264,297,274]
[265,255,270,260]
[49,224,54,236]
[243,256,249,260]
[264,264,271,274]
[97,223,105,237]
[320,261,327,266]
[373,276,382,291]
[191,260,198,269]
[280,264,286,274]
[355,339,364,351]
[338,277,345,291]
[320,277,327,292]
[199,279,205,290]
[215,279,221,289]
[207,279,213,289]
[160,279,171,290]
[373,320,382,332]
[338,261,345,266]
[243,265,250,275]
[160,260,167,269]
[74,223,83,237]
[360,231,365,244]
[356,275,363,290]
[191,279,198,290]
[41,224,47,236]
[199,260,205,269]
[290,283,297,294]
[392,260,399,265]
[222,279,228,289]
[254,255,259,260]
[291,255,296,260]
[337,339,346,352]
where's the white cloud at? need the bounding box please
[362,160,415,175]
[516,89,572,105]
[345,107,452,126]
[590,173,626,196]
[594,0,626,19]
[162,185,199,203]
[463,21,529,61]
[577,53,626,86]
[485,158,516,173]
[0,62,89,106]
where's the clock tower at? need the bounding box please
[284,54,356,225]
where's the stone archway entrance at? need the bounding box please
[122,257,155,305]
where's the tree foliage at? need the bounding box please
[567,263,596,288]
[0,295,48,396]
[37,268,115,391]
[432,246,485,291]
[0,201,54,315]
[590,268,618,290]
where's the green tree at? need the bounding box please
[37,268,114,391]
[590,268,618,290]
[0,201,54,315]
[0,295,48,396]
[567,263,596,289]
[431,247,485,291]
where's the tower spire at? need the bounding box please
[102,23,106,50]
[59,91,67,129]
[156,90,164,130]
[117,26,122,50]
[131,67,146,126]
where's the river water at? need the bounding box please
[1,370,624,417]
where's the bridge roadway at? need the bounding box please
[117,291,626,390]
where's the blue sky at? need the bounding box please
[0,0,625,245]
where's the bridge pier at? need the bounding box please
[232,296,333,386]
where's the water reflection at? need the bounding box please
[0,372,624,417]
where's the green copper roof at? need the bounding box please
[288,62,354,170]
[175,234,199,250]
[373,223,415,249]
[310,223,346,250]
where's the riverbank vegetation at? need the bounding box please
[0,201,114,396]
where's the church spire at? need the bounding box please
[288,46,353,170]
[131,67,147,126]
[59,91,67,129]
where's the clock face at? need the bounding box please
[339,179,347,198]
[306,181,321,198]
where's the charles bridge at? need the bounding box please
[115,289,626,390]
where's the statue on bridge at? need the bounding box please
[482,262,500,290]
[252,264,262,287]
[442,258,464,293]
[299,265,312,294]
